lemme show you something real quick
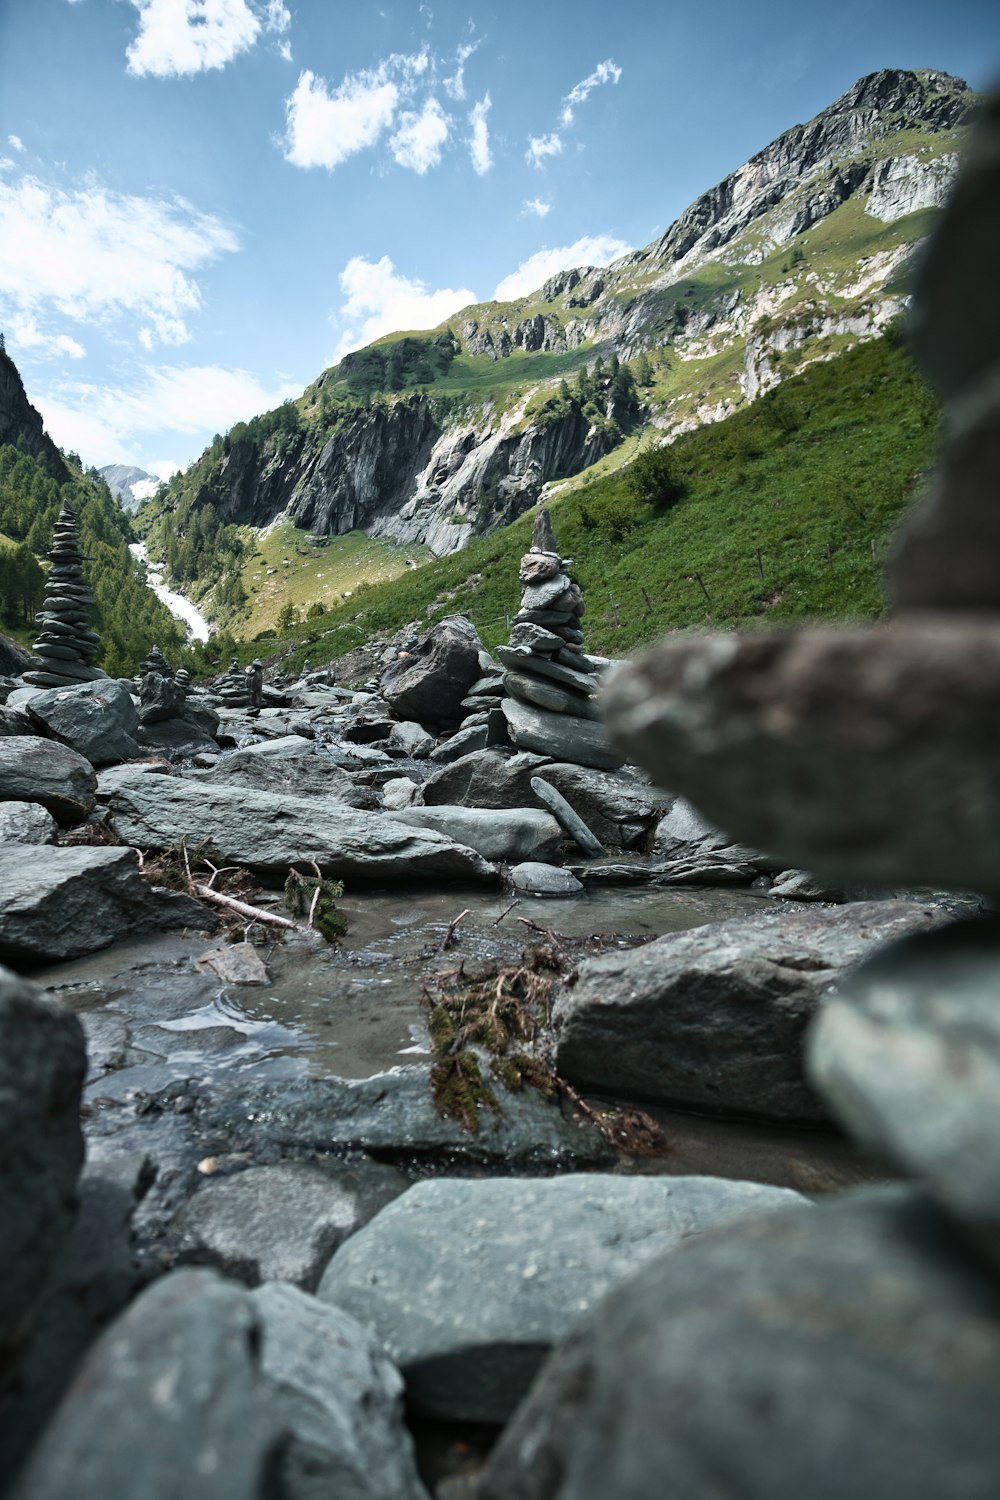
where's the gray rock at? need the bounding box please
[519,573,573,612]
[0,846,211,964]
[8,681,141,767]
[218,733,316,758]
[510,862,583,896]
[507,623,564,655]
[499,646,600,697]
[602,619,1000,892]
[380,614,484,725]
[168,1162,408,1290]
[530,777,604,857]
[0,967,85,1366]
[503,669,603,720]
[423,752,665,848]
[0,735,97,823]
[808,919,1000,1272]
[769,869,845,901]
[0,800,58,844]
[381,776,421,810]
[319,1175,806,1423]
[426,724,489,762]
[135,715,220,760]
[187,749,375,808]
[12,1268,430,1500]
[386,720,435,758]
[553,900,948,1122]
[478,1185,1000,1500]
[386,805,562,864]
[502,699,625,771]
[103,775,495,883]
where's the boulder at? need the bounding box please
[0,736,96,823]
[103,775,495,883]
[0,846,211,965]
[8,681,141,767]
[385,805,562,864]
[381,777,420,810]
[0,631,34,677]
[502,699,625,771]
[318,1174,806,1423]
[553,900,948,1122]
[477,1186,1000,1500]
[426,724,490,762]
[809,919,1000,1273]
[168,1162,408,1291]
[135,716,221,761]
[380,615,484,726]
[601,619,1000,893]
[386,721,435,758]
[186,749,376,808]
[0,967,85,1370]
[510,862,583,896]
[11,1269,431,1500]
[0,800,58,845]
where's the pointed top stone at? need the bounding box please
[531,508,558,555]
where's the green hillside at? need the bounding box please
[176,328,936,680]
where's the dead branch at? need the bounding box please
[516,915,564,948]
[440,908,472,952]
[492,898,520,926]
[190,882,302,931]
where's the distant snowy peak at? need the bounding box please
[99,464,164,512]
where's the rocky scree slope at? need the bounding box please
[143,68,972,587]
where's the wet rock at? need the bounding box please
[319,1175,805,1424]
[194,943,270,986]
[386,720,435,758]
[427,724,490,762]
[8,681,141,767]
[510,862,584,896]
[11,1268,430,1500]
[502,699,625,772]
[381,777,420,810]
[103,775,495,883]
[0,846,211,965]
[0,735,96,823]
[168,1161,408,1290]
[602,618,1000,892]
[769,869,846,902]
[0,967,85,1372]
[652,794,772,878]
[0,800,58,844]
[553,900,947,1122]
[478,1186,1000,1500]
[809,919,1000,1272]
[186,749,376,809]
[135,716,221,761]
[386,805,562,864]
[530,777,604,857]
[380,615,484,726]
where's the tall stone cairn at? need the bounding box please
[23,505,107,688]
[498,508,624,769]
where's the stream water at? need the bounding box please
[129,542,211,642]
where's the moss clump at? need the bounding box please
[430,1049,499,1133]
[283,870,349,943]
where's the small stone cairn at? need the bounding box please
[137,645,186,724]
[498,508,601,721]
[23,505,106,689]
[213,657,252,709]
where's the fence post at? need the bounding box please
[640,586,654,615]
[693,572,711,604]
[609,592,621,628]
[755,548,764,582]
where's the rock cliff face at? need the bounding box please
[158,69,973,568]
[0,349,68,482]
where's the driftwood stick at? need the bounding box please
[440,908,472,952]
[492,898,520,926]
[190,882,301,931]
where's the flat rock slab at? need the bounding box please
[502,699,625,772]
[168,1161,408,1291]
[319,1174,806,1423]
[0,735,96,823]
[809,918,1000,1272]
[186,749,376,808]
[553,900,948,1122]
[0,846,210,965]
[385,805,562,864]
[0,966,85,1362]
[12,1269,430,1500]
[194,942,270,985]
[478,1185,1000,1500]
[103,775,495,883]
[135,716,221,761]
[602,619,1000,893]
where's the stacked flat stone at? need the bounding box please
[214,657,252,709]
[23,505,106,689]
[498,509,624,769]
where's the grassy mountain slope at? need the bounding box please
[175,328,936,681]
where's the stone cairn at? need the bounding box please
[213,657,252,709]
[137,645,185,724]
[498,507,602,723]
[23,504,106,688]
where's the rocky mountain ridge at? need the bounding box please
[0,349,69,485]
[99,465,163,512]
[142,68,974,590]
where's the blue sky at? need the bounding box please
[0,0,997,479]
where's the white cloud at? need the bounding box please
[559,58,622,126]
[8,135,25,152]
[0,174,239,351]
[37,363,301,470]
[526,132,563,167]
[126,0,265,78]
[5,311,86,360]
[494,233,632,301]
[522,197,551,218]
[332,255,475,359]
[444,41,477,100]
[278,38,292,62]
[282,67,400,170]
[390,97,450,174]
[468,94,492,175]
[0,158,16,173]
